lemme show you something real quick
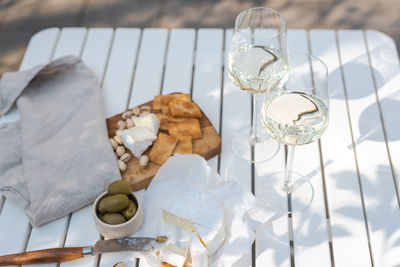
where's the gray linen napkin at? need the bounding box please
[0,56,120,227]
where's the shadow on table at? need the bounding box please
[331,165,400,248]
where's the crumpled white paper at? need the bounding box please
[133,154,261,266]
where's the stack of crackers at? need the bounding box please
[149,93,202,165]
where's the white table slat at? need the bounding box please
[365,29,400,267]
[129,28,169,108]
[219,29,251,267]
[130,29,170,267]
[365,30,400,204]
[220,29,251,193]
[162,29,196,95]
[286,29,331,267]
[23,28,88,267]
[251,30,290,267]
[102,28,141,117]
[43,27,99,267]
[60,206,99,267]
[77,28,139,267]
[19,28,60,71]
[137,29,198,267]
[81,28,114,82]
[338,29,400,267]
[0,28,60,125]
[310,29,372,267]
[0,28,60,265]
[254,154,289,267]
[192,29,224,171]
[53,28,87,59]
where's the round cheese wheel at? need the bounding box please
[163,192,226,257]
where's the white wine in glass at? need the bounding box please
[262,91,328,145]
[228,7,288,162]
[228,46,288,93]
[261,53,329,213]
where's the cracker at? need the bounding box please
[162,105,169,115]
[169,100,202,118]
[168,119,202,139]
[161,93,190,105]
[153,95,163,111]
[155,113,169,131]
[154,94,191,111]
[168,116,189,123]
[173,136,193,154]
[149,133,178,165]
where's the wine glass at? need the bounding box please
[261,53,329,213]
[228,7,288,162]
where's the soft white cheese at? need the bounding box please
[158,243,188,267]
[132,114,160,136]
[162,192,226,257]
[121,126,157,158]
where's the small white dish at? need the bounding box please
[92,191,144,238]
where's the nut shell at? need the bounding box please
[120,153,131,163]
[122,111,133,120]
[117,160,127,172]
[131,107,141,116]
[109,138,118,150]
[116,146,125,157]
[139,155,149,168]
[114,135,123,145]
[117,120,126,130]
[140,106,151,112]
[126,118,134,128]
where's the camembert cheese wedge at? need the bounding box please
[121,113,160,158]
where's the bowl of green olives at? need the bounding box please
[93,180,144,238]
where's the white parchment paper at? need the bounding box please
[134,154,261,266]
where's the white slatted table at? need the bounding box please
[0,28,399,267]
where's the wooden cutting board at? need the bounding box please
[106,98,221,191]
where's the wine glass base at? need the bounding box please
[260,171,314,214]
[231,127,280,163]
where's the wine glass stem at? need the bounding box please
[283,145,295,193]
[249,92,263,144]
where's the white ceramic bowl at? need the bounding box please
[92,191,144,238]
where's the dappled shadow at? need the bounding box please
[330,61,385,100]
[356,98,400,144]
[332,165,400,250]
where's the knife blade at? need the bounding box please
[0,236,167,266]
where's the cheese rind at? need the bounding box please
[121,127,157,158]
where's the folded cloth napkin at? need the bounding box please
[0,56,120,227]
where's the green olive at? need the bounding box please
[97,197,108,213]
[107,180,132,195]
[122,200,137,220]
[101,213,126,225]
[98,194,129,213]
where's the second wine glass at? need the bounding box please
[261,53,329,214]
[228,7,288,162]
